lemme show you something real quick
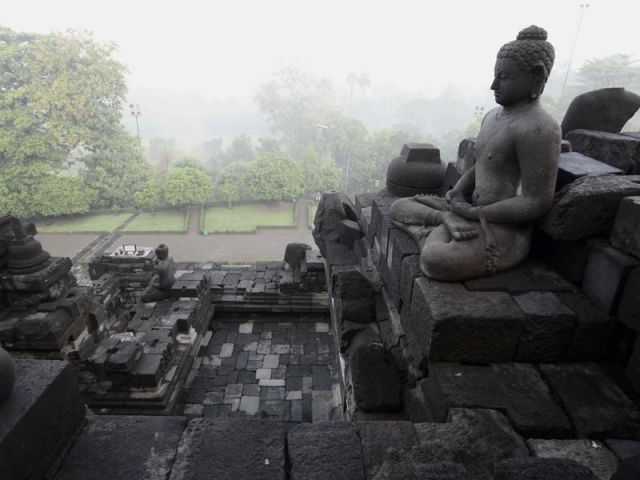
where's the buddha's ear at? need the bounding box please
[530,63,548,99]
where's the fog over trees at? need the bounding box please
[1,0,640,218]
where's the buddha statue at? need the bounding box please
[140,244,175,303]
[390,25,560,281]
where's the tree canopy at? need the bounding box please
[245,153,304,201]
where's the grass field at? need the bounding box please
[35,212,134,234]
[203,202,295,233]
[308,202,318,228]
[120,210,188,233]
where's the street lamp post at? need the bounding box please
[560,3,590,99]
[129,103,142,153]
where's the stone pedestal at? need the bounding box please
[0,359,85,480]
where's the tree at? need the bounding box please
[163,167,213,207]
[216,162,249,207]
[224,134,255,165]
[172,156,206,171]
[299,148,341,195]
[133,176,164,211]
[202,137,225,173]
[245,154,304,201]
[578,54,640,92]
[0,26,129,216]
[147,137,180,172]
[32,176,96,217]
[256,137,281,156]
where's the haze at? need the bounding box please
[5,0,640,151]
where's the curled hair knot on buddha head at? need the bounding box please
[497,25,555,98]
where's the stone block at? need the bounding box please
[0,360,85,480]
[565,129,640,173]
[350,343,402,412]
[288,422,365,480]
[582,242,638,314]
[57,415,186,480]
[464,260,576,293]
[611,196,640,259]
[373,460,468,480]
[558,292,619,361]
[130,353,164,388]
[541,174,640,242]
[406,278,524,365]
[495,457,599,480]
[388,228,419,290]
[420,363,572,437]
[105,340,143,373]
[357,421,417,479]
[540,363,640,438]
[441,161,462,196]
[605,439,640,460]
[513,292,576,362]
[625,337,640,395]
[399,254,422,312]
[556,151,623,190]
[410,408,529,480]
[169,418,286,480]
[354,192,378,214]
[612,455,640,480]
[527,439,618,480]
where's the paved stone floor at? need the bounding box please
[181,312,342,422]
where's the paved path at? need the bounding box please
[38,201,317,264]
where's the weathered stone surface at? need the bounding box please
[351,343,402,412]
[561,88,640,136]
[169,418,286,480]
[288,422,365,480]
[373,458,468,480]
[399,254,421,311]
[605,439,640,460]
[618,267,640,332]
[406,278,524,364]
[0,347,15,403]
[313,191,359,258]
[582,242,638,314]
[527,439,618,480]
[566,129,640,173]
[556,292,619,360]
[541,175,640,242]
[612,455,640,480]
[625,337,640,395]
[540,363,640,438]
[0,360,85,480]
[556,152,623,190]
[333,267,375,324]
[420,363,572,437]
[442,162,462,196]
[611,196,640,259]
[386,143,445,197]
[464,260,575,293]
[456,137,476,174]
[495,457,599,480]
[388,229,419,298]
[411,408,529,480]
[513,291,576,362]
[357,421,417,479]
[58,415,187,480]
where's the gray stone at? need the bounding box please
[373,458,468,480]
[582,242,638,314]
[513,292,576,362]
[540,363,640,438]
[386,143,445,197]
[288,422,365,480]
[558,292,618,361]
[420,363,572,437]
[495,457,599,480]
[406,278,524,365]
[169,418,286,480]
[0,347,15,403]
[605,439,640,460]
[556,152,623,190]
[350,343,402,412]
[611,196,640,259]
[625,337,640,395]
[565,129,640,173]
[0,360,85,480]
[612,454,640,480]
[527,439,618,480]
[333,267,376,324]
[541,174,640,242]
[399,254,422,310]
[411,408,529,480]
[357,421,417,479]
[313,191,359,259]
[58,415,187,480]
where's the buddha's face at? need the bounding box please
[491,57,537,107]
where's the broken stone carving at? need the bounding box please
[561,87,640,136]
[386,144,445,197]
[284,243,312,283]
[390,25,560,281]
[0,346,15,403]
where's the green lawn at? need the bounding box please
[120,210,188,233]
[308,202,318,228]
[35,212,134,234]
[203,202,295,233]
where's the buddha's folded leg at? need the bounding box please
[390,197,445,226]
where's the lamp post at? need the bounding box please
[129,103,142,153]
[560,3,590,99]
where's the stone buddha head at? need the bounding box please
[492,25,555,107]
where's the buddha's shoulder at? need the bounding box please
[512,104,560,134]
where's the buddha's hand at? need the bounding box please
[445,189,466,204]
[449,200,480,221]
[442,211,479,241]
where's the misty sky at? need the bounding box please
[5,0,640,150]
[6,0,639,99]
